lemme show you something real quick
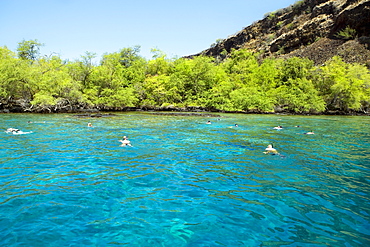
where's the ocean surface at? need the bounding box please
[0,112,369,246]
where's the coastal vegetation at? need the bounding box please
[0,40,369,114]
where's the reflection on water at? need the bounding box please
[0,113,369,246]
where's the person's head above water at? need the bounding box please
[264,144,278,154]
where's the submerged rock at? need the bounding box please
[147,112,221,117]
[72,113,118,118]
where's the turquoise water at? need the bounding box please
[0,113,369,246]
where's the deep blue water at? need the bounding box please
[0,113,369,246]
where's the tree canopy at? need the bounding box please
[17,39,43,62]
[1,41,369,114]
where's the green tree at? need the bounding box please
[118,45,142,68]
[273,78,325,113]
[84,47,146,108]
[320,56,370,111]
[17,39,43,61]
[30,55,84,112]
[140,74,175,107]
[255,58,281,90]
[79,51,97,86]
[218,50,278,112]
[222,49,259,87]
[168,56,219,106]
[278,56,314,83]
[230,86,275,112]
[202,66,233,110]
[146,49,172,76]
[0,46,35,103]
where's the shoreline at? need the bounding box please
[0,106,368,116]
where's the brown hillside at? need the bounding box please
[187,0,370,66]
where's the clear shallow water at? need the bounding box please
[0,113,369,246]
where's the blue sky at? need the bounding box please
[1,0,297,61]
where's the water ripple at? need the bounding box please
[0,113,369,246]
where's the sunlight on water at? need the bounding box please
[0,113,369,246]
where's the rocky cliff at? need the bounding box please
[188,0,370,66]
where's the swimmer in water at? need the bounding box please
[6,128,20,133]
[229,124,239,128]
[6,128,33,135]
[88,123,93,127]
[263,144,279,155]
[206,120,212,124]
[273,126,283,130]
[119,136,132,146]
[304,131,315,135]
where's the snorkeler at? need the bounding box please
[6,128,20,133]
[263,144,279,155]
[229,124,239,128]
[5,128,32,135]
[304,131,315,135]
[119,136,132,146]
